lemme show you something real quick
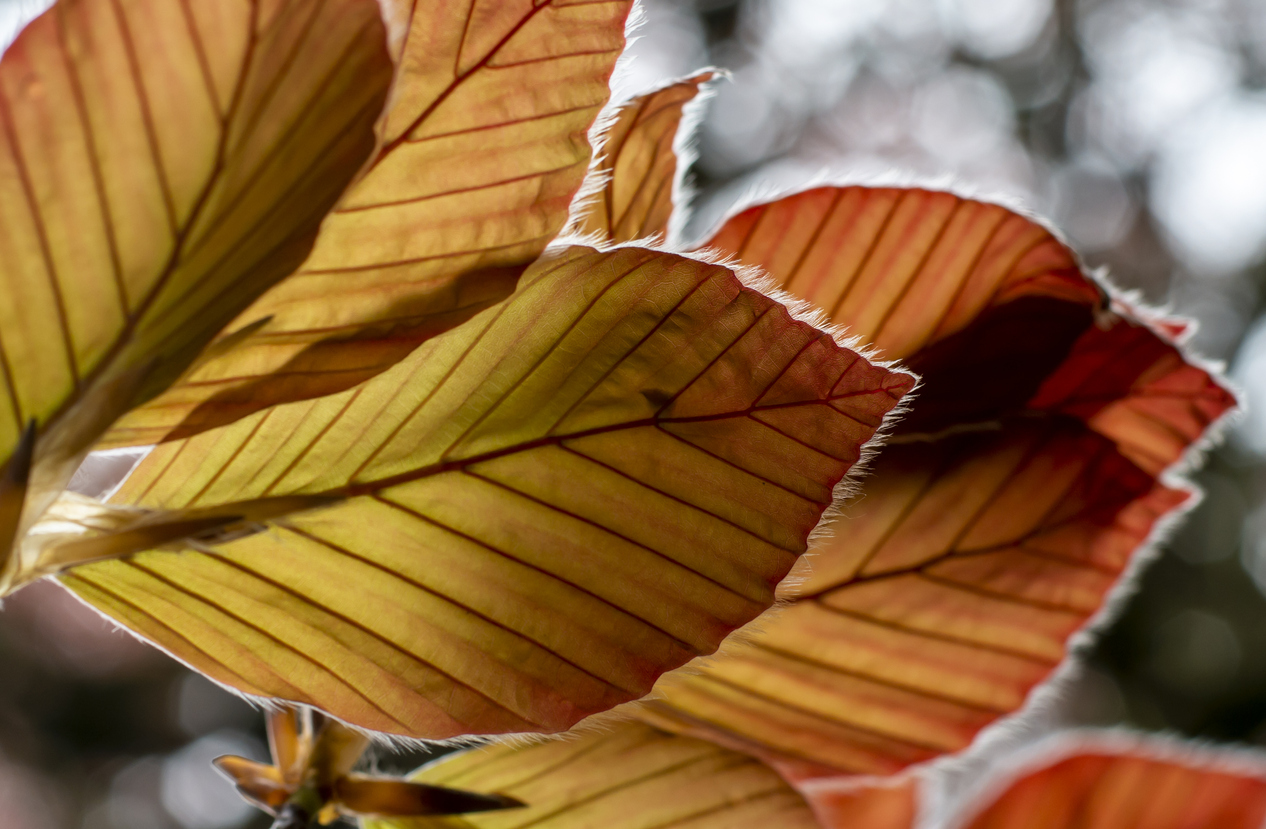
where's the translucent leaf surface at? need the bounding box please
[572,72,716,244]
[361,722,821,829]
[626,186,1235,779]
[64,245,912,738]
[104,0,635,448]
[965,751,1266,829]
[803,736,1266,829]
[0,0,392,589]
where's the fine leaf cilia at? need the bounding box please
[0,2,1247,828]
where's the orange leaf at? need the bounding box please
[572,71,717,244]
[638,420,1188,779]
[104,0,635,448]
[0,0,392,591]
[963,749,1266,829]
[803,735,1266,829]
[628,186,1235,779]
[62,245,912,739]
[803,777,916,829]
[1028,300,1235,475]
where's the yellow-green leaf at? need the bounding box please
[105,0,636,448]
[0,0,392,592]
[62,245,912,739]
[361,722,821,829]
[572,72,717,244]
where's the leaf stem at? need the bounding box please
[269,779,326,829]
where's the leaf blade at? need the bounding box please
[572,71,717,244]
[65,245,912,738]
[361,722,821,829]
[105,0,636,448]
[630,185,1236,779]
[0,0,392,589]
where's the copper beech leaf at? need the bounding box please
[360,722,821,829]
[61,245,912,739]
[807,735,1266,829]
[104,0,635,449]
[571,72,717,244]
[541,187,1233,778]
[0,0,393,592]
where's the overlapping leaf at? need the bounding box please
[62,245,911,739]
[572,72,715,244]
[0,0,392,591]
[104,0,635,448]
[803,736,1266,829]
[362,722,821,829]
[638,420,1186,778]
[966,749,1266,829]
[564,166,1235,777]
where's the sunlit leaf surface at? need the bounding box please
[639,421,1186,778]
[572,72,715,244]
[801,739,1266,829]
[64,245,912,739]
[105,0,635,448]
[361,722,821,829]
[0,0,392,589]
[962,748,1266,829]
[620,186,1236,779]
[801,778,915,829]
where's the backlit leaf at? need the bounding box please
[62,245,912,739]
[960,746,1266,829]
[105,0,635,448]
[1028,304,1234,475]
[0,0,392,591]
[361,722,821,829]
[638,420,1187,779]
[628,186,1234,779]
[801,736,1266,829]
[571,72,716,244]
[801,778,915,829]
[704,186,1097,363]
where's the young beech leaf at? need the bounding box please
[560,182,1233,777]
[60,245,913,739]
[637,420,1188,778]
[571,72,717,244]
[360,722,821,829]
[0,0,392,594]
[103,0,636,449]
[808,735,1266,829]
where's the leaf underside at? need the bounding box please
[63,245,911,739]
[637,418,1187,778]
[809,744,1266,829]
[0,0,391,585]
[562,164,1235,778]
[963,750,1266,829]
[361,722,820,829]
[628,186,1235,779]
[102,0,635,448]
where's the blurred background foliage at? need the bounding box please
[3,0,1266,826]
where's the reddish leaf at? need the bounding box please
[802,736,1266,829]
[638,419,1187,778]
[627,185,1235,779]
